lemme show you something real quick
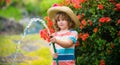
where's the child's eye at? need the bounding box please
[56,19,65,22]
[61,19,65,21]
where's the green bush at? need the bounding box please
[66,0,120,65]
[0,6,22,21]
[0,0,23,21]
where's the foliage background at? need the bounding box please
[0,0,120,65]
[64,0,120,65]
[0,0,62,21]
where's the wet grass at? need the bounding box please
[0,35,16,56]
[0,34,52,65]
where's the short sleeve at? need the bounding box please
[69,30,78,44]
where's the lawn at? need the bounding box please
[0,34,52,65]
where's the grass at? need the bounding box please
[0,35,16,56]
[0,34,52,65]
[22,48,52,65]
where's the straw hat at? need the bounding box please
[47,6,80,28]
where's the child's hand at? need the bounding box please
[52,53,58,59]
[50,36,57,43]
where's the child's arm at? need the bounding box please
[50,31,78,48]
[50,37,74,48]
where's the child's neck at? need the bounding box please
[59,29,69,33]
[60,29,69,31]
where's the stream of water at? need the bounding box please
[12,18,51,65]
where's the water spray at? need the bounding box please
[12,18,59,65]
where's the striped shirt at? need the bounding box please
[51,30,78,65]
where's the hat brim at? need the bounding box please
[47,6,80,28]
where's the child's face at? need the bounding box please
[57,18,69,30]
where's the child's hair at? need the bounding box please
[54,12,75,31]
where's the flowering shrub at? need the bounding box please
[41,0,120,65]
[60,0,120,65]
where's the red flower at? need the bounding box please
[71,0,83,9]
[44,16,53,27]
[79,0,86,3]
[81,19,87,26]
[117,19,120,24]
[77,14,81,20]
[105,17,111,23]
[100,60,105,65]
[40,16,55,42]
[78,33,83,38]
[65,0,71,5]
[82,13,85,17]
[75,41,80,46]
[88,19,93,26]
[115,3,120,11]
[115,3,120,9]
[73,3,82,9]
[79,24,83,29]
[98,4,104,9]
[78,33,89,41]
[44,16,55,34]
[47,20,53,28]
[53,4,58,7]
[81,33,89,41]
[49,27,55,34]
[52,3,62,7]
[109,0,117,5]
[39,29,50,42]
[99,17,106,23]
[99,17,111,23]
[93,28,98,33]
